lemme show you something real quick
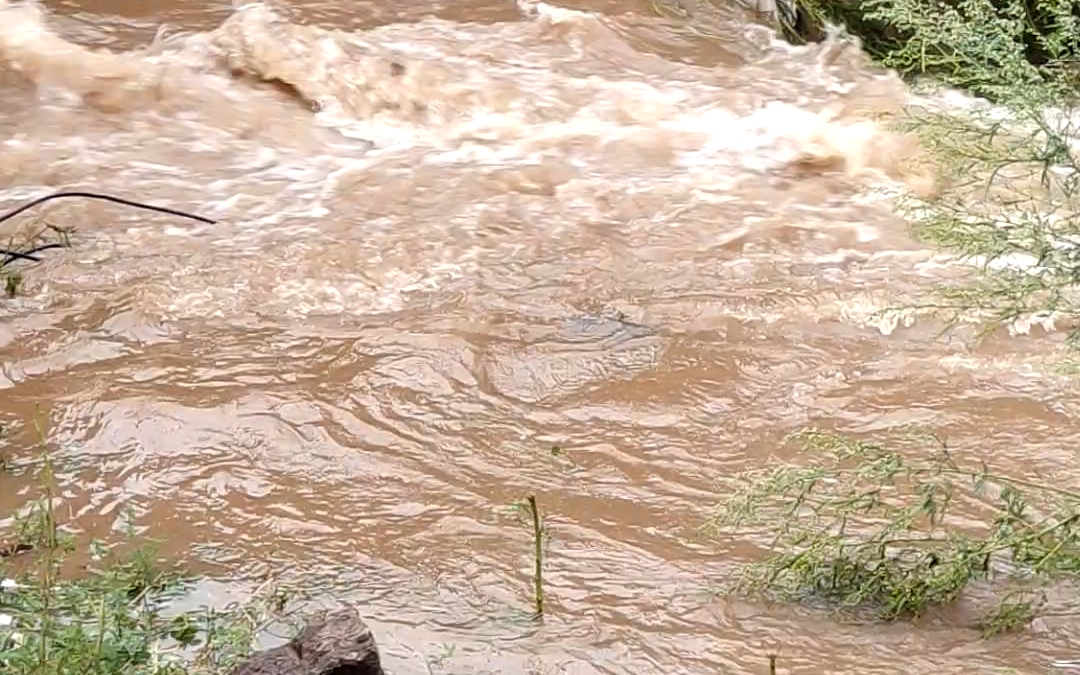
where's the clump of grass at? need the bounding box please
[712,428,1080,635]
[0,410,295,674]
[3,271,22,298]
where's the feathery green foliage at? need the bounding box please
[713,428,1080,634]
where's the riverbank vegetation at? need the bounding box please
[713,427,1080,634]
[760,0,1080,345]
[0,416,296,675]
[7,422,1072,675]
[776,0,1080,102]
[703,0,1080,631]
[0,415,552,674]
[5,2,1080,670]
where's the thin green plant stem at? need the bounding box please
[525,494,545,618]
[32,406,58,672]
[94,595,107,663]
[808,465,1080,503]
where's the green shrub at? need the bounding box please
[867,0,1080,102]
[776,0,1080,102]
[793,0,1080,345]
[712,428,1080,634]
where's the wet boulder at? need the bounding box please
[230,609,385,675]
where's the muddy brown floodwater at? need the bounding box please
[1,0,1080,672]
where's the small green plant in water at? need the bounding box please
[0,423,8,472]
[712,428,1080,635]
[0,220,74,300]
[4,272,22,298]
[515,494,546,618]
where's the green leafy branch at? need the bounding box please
[712,428,1080,635]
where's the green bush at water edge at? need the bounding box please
[776,0,1080,102]
[0,539,284,675]
[702,5,1080,624]
[0,418,291,675]
[712,427,1080,634]
[751,0,1080,345]
[704,1,1080,626]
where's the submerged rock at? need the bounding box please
[230,609,385,675]
[558,312,655,344]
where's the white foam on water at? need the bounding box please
[0,0,973,322]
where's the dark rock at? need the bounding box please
[558,313,655,344]
[230,609,385,675]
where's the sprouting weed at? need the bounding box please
[4,272,22,298]
[0,212,75,301]
[425,643,457,673]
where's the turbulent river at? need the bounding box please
[1,0,1079,672]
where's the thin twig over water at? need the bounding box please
[0,191,217,228]
[0,190,219,273]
